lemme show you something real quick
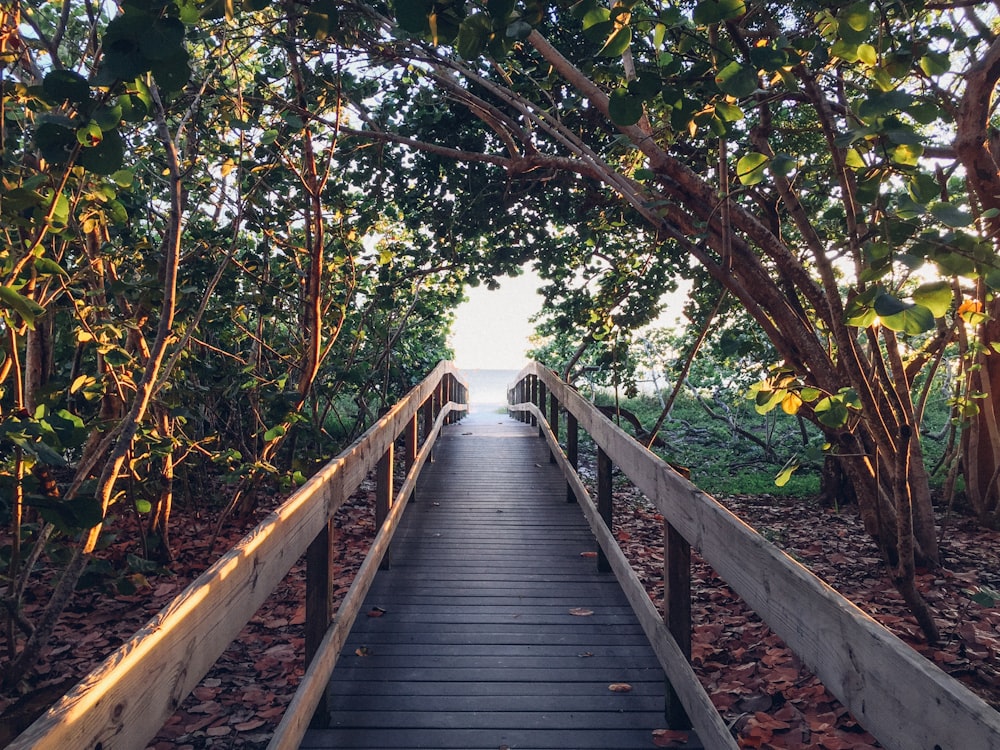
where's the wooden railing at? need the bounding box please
[509,361,1000,750]
[11,362,468,750]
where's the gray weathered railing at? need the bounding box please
[509,361,1000,750]
[11,362,468,750]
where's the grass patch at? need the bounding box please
[592,391,822,498]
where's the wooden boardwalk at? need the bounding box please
[301,410,698,750]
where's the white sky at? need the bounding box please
[449,268,544,370]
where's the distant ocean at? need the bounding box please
[458,368,520,413]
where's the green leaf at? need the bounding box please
[135,499,153,513]
[35,121,77,165]
[263,425,286,441]
[815,397,850,428]
[101,13,154,82]
[715,61,757,98]
[150,48,191,91]
[714,100,744,122]
[907,172,939,204]
[831,40,859,62]
[873,292,908,317]
[891,142,923,167]
[457,13,493,59]
[736,152,769,186]
[33,257,69,278]
[800,387,822,402]
[693,0,746,25]
[393,0,434,33]
[858,89,913,121]
[841,2,872,32]
[880,303,935,334]
[627,74,661,99]
[94,102,123,131]
[138,18,186,61]
[770,153,796,176]
[749,46,787,71]
[845,297,877,328]
[0,286,45,327]
[43,70,90,104]
[919,52,950,77]
[929,201,973,228]
[77,121,103,147]
[580,6,611,41]
[608,88,644,126]
[598,25,631,58]
[79,129,125,175]
[912,281,952,317]
[857,43,877,66]
[111,168,135,188]
[27,494,103,530]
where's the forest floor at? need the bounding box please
[2,470,999,749]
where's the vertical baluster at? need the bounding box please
[376,439,394,569]
[597,447,613,573]
[566,411,578,503]
[305,519,333,727]
[665,520,693,728]
[548,387,559,464]
[537,380,547,438]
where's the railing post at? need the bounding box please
[548,389,559,464]
[665,520,693,729]
[423,392,435,464]
[597,447,613,573]
[405,412,418,500]
[376,440,394,569]
[305,519,333,727]
[529,375,538,427]
[537,380,547,438]
[566,411,578,503]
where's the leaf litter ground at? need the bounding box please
[2,473,998,749]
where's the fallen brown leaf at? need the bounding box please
[652,728,690,747]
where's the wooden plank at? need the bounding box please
[325,680,663,698]
[303,412,698,750]
[521,363,1000,750]
[302,726,697,750]
[326,692,667,712]
[10,363,466,750]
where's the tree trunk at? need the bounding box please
[955,36,1000,525]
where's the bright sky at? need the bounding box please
[449,267,544,370]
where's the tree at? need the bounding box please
[331,0,1000,641]
[0,0,465,686]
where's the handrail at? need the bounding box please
[11,362,468,750]
[509,361,1000,750]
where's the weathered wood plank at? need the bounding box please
[516,362,1000,750]
[302,726,695,750]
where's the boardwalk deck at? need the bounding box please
[300,410,700,750]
